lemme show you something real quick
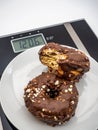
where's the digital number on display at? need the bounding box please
[11,33,46,53]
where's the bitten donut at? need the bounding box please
[24,72,78,126]
[39,42,90,82]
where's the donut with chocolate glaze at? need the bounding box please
[24,72,78,126]
[39,42,90,82]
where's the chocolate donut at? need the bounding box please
[39,42,90,82]
[24,72,78,126]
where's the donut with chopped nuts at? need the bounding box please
[39,42,90,82]
[24,72,78,126]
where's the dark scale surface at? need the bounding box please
[0,20,96,130]
[24,72,78,126]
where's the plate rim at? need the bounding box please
[0,45,98,130]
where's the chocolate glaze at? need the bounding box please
[24,72,78,126]
[39,42,90,82]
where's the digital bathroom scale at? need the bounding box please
[0,19,98,130]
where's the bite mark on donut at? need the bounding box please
[39,42,90,82]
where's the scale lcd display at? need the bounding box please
[11,33,46,53]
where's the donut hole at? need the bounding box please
[46,89,59,98]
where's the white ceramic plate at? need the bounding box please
[0,45,98,130]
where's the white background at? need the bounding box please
[0,1,98,129]
[0,0,98,37]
